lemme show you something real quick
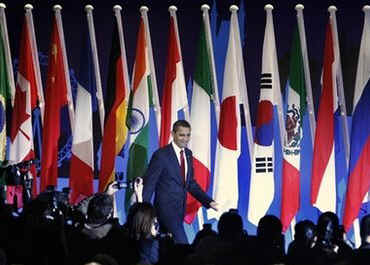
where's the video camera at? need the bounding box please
[34,186,85,228]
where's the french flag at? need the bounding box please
[69,31,95,204]
[343,6,370,232]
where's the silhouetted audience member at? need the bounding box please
[85,253,119,265]
[251,215,285,265]
[352,214,370,265]
[17,189,69,265]
[192,223,217,249]
[125,202,160,265]
[312,211,352,265]
[67,192,138,265]
[189,209,249,265]
[359,214,370,249]
[287,220,316,265]
[218,209,246,242]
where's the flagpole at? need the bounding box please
[140,6,161,136]
[198,4,220,227]
[113,5,131,104]
[25,4,45,125]
[328,6,350,167]
[85,5,105,136]
[53,5,75,132]
[230,4,254,159]
[201,4,220,129]
[295,4,316,145]
[168,5,190,122]
[112,5,131,219]
[266,4,285,151]
[0,3,15,106]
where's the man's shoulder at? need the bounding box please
[154,144,172,155]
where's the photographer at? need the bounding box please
[67,181,139,265]
[20,187,69,265]
[1,160,34,214]
[124,202,160,265]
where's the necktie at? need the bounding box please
[180,150,186,184]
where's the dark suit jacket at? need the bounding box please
[143,144,212,236]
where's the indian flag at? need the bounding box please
[126,18,152,207]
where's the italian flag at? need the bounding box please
[281,28,306,232]
[186,21,212,224]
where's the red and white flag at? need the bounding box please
[9,5,43,196]
[159,6,188,147]
[311,16,338,213]
[208,5,242,219]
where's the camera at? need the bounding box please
[113,173,141,190]
[113,181,133,190]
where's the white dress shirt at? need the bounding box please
[171,142,187,179]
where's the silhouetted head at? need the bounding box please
[87,193,113,226]
[360,214,370,245]
[317,211,338,243]
[294,220,316,247]
[192,223,218,248]
[125,202,158,240]
[257,215,283,242]
[218,209,244,241]
[86,253,119,265]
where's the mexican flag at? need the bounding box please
[281,28,307,232]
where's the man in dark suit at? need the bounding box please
[143,120,218,244]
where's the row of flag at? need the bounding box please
[0,3,369,240]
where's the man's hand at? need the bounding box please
[210,201,218,211]
[134,177,144,203]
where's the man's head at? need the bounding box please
[317,211,338,243]
[294,220,316,247]
[87,193,113,226]
[218,209,244,241]
[172,120,191,149]
[360,214,370,245]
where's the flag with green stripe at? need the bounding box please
[126,18,155,208]
[0,27,11,163]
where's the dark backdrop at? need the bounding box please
[3,0,364,121]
